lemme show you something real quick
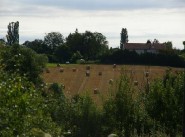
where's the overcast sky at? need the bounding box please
[0,0,185,49]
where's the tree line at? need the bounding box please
[23,30,109,63]
[1,22,185,67]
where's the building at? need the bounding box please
[124,43,167,54]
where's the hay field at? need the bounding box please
[42,64,183,104]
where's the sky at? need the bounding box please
[0,0,185,49]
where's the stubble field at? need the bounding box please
[42,64,183,104]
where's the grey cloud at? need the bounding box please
[8,0,185,10]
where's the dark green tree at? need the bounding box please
[55,44,72,63]
[120,28,128,50]
[44,32,64,52]
[6,21,19,45]
[164,41,173,49]
[23,39,50,54]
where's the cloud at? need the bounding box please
[1,0,185,14]
[0,0,184,49]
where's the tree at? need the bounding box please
[146,39,152,44]
[103,71,135,137]
[146,71,184,136]
[6,21,19,45]
[0,71,60,136]
[66,30,108,60]
[120,28,128,50]
[55,44,72,63]
[164,41,173,49]
[23,39,50,54]
[183,41,185,49]
[44,32,64,52]
[0,44,48,84]
[153,39,159,44]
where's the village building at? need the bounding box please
[123,43,167,54]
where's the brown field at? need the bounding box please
[42,64,183,104]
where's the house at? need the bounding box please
[124,43,167,54]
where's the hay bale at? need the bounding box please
[59,68,64,72]
[86,71,90,77]
[86,65,91,70]
[98,72,102,76]
[134,81,138,86]
[94,88,99,94]
[145,71,149,77]
[72,68,77,72]
[113,64,116,68]
[109,79,113,85]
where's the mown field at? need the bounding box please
[42,64,183,104]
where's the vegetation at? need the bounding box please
[120,28,128,49]
[0,42,183,136]
[6,21,19,45]
[0,22,184,136]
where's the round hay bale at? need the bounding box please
[134,81,138,86]
[113,64,116,68]
[94,88,99,94]
[86,71,90,77]
[86,65,91,70]
[109,79,113,85]
[72,68,77,72]
[98,72,102,76]
[59,68,64,72]
[145,71,149,77]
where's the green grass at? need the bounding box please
[46,63,79,68]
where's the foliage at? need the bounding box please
[0,71,60,136]
[145,70,184,136]
[120,28,128,49]
[23,39,50,54]
[66,30,109,60]
[44,32,64,54]
[102,71,136,137]
[101,49,185,67]
[0,44,48,84]
[6,21,19,45]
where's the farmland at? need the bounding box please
[42,64,183,103]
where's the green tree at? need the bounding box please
[0,44,48,84]
[183,41,185,49]
[120,28,128,50]
[6,21,19,45]
[55,44,72,63]
[23,39,50,54]
[164,41,173,49]
[44,32,64,52]
[0,71,60,136]
[146,70,184,136]
[66,30,108,60]
[66,29,84,54]
[103,71,135,137]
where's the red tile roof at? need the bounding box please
[124,43,166,50]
